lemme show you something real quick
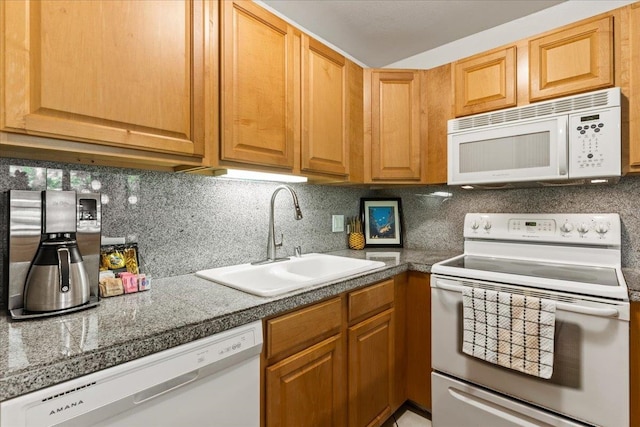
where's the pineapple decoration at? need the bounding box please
[348,216,365,250]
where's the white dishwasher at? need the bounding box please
[0,321,263,427]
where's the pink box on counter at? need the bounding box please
[119,272,138,294]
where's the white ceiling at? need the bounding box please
[261,0,566,67]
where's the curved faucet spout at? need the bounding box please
[253,185,303,264]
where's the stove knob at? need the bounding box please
[483,220,492,231]
[560,222,574,233]
[595,222,609,238]
[470,220,480,231]
[577,223,590,236]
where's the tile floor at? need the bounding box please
[382,405,432,427]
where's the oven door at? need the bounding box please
[431,275,629,427]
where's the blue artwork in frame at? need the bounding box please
[360,198,403,247]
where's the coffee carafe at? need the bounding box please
[7,190,101,319]
[23,191,90,312]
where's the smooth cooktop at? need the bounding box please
[440,255,620,287]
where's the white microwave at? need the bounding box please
[447,87,621,188]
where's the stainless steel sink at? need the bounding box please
[196,253,386,297]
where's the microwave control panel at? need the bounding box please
[569,107,621,178]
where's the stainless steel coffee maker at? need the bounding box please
[6,190,101,319]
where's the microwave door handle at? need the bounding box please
[434,280,619,318]
[558,117,568,176]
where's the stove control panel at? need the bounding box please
[464,213,621,246]
[508,219,556,235]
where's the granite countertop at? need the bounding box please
[3,249,638,403]
[0,249,454,402]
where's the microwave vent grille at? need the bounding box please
[450,88,617,132]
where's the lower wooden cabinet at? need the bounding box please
[265,335,345,427]
[348,309,394,427]
[630,301,640,427]
[262,277,407,427]
[405,272,431,410]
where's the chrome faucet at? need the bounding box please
[252,185,303,265]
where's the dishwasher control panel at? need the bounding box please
[207,329,256,362]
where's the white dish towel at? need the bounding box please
[462,287,557,379]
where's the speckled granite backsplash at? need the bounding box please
[3,157,640,307]
[377,180,640,268]
[0,158,372,306]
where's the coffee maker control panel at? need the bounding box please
[43,191,78,235]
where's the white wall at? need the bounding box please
[386,0,635,69]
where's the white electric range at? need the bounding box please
[430,213,629,427]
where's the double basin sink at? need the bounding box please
[196,253,386,297]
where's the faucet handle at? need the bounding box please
[275,233,283,248]
[294,246,302,257]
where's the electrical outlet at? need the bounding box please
[332,215,345,232]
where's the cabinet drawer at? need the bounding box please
[348,279,394,323]
[266,297,342,360]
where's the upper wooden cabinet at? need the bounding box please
[1,0,206,162]
[529,16,614,102]
[626,3,640,173]
[365,69,423,182]
[218,2,357,180]
[220,0,296,169]
[361,67,448,185]
[454,46,517,117]
[453,13,616,117]
[301,35,349,176]
[425,65,452,185]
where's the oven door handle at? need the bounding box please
[554,302,619,318]
[448,387,552,427]
[433,281,620,318]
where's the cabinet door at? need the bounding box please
[454,46,517,117]
[425,65,452,184]
[529,16,613,102]
[266,335,344,427]
[301,36,348,176]
[370,70,421,181]
[348,309,394,427]
[629,4,640,171]
[220,0,295,169]
[631,301,640,427]
[406,272,432,410]
[1,0,205,157]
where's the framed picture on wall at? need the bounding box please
[360,198,403,247]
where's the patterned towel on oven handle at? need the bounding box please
[462,287,557,379]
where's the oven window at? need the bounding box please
[443,256,619,287]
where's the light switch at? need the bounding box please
[332,215,345,232]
